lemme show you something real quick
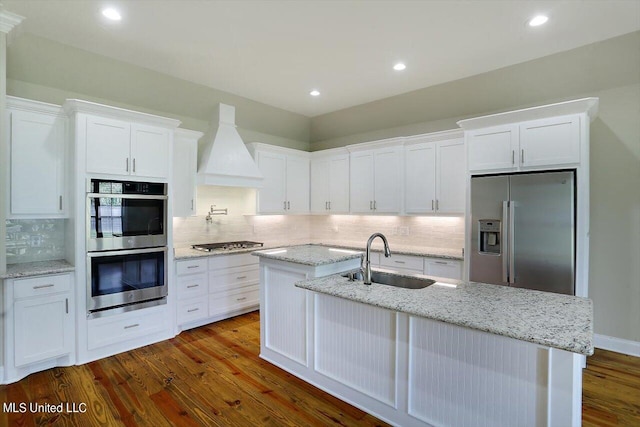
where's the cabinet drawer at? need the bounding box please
[380,254,423,272]
[13,274,71,299]
[177,298,209,325]
[176,273,208,300]
[176,259,208,275]
[209,286,259,317]
[87,307,167,350]
[424,258,462,280]
[209,265,259,293]
[208,253,258,270]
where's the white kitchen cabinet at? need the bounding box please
[424,257,463,280]
[3,273,75,383]
[467,115,581,173]
[404,133,465,214]
[379,253,423,274]
[249,143,310,214]
[7,97,67,217]
[310,150,350,214]
[172,128,203,217]
[86,115,171,178]
[175,253,259,330]
[349,142,402,214]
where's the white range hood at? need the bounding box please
[197,103,263,187]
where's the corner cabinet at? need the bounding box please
[173,128,203,217]
[6,97,68,218]
[348,139,403,214]
[3,273,75,384]
[248,143,310,214]
[310,149,350,214]
[64,99,181,180]
[404,131,465,214]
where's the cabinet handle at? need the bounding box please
[512,150,515,165]
[33,284,54,290]
[432,200,434,211]
[124,323,140,330]
[236,297,247,302]
[186,284,199,289]
[328,201,331,210]
[284,201,287,210]
[191,199,194,210]
[370,201,373,210]
[325,201,328,210]
[236,276,247,280]
[187,308,199,313]
[187,265,200,269]
[287,201,290,210]
[65,298,69,314]
[59,195,63,211]
[394,260,406,264]
[126,158,129,172]
[373,200,377,210]
[133,158,136,173]
[521,149,524,164]
[436,200,439,211]
[435,261,448,265]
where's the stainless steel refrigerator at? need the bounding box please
[470,170,575,295]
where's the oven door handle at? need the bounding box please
[87,247,168,257]
[87,193,168,200]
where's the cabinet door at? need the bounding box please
[9,110,66,216]
[172,135,197,217]
[424,258,462,280]
[286,156,310,214]
[131,124,171,178]
[86,115,131,175]
[519,115,580,168]
[467,125,518,172]
[256,151,287,213]
[14,294,72,367]
[349,151,375,213]
[436,139,466,214]
[373,147,402,213]
[404,143,436,214]
[310,158,330,213]
[328,155,350,213]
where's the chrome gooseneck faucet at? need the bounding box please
[363,232,391,285]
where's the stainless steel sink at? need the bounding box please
[343,270,435,289]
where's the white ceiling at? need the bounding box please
[4,0,640,117]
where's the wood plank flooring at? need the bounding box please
[0,311,638,426]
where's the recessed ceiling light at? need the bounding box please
[393,63,406,71]
[528,15,548,27]
[310,90,320,97]
[102,7,122,21]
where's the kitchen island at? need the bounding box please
[254,245,593,427]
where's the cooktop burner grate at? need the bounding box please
[192,241,264,252]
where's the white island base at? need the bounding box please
[257,252,585,427]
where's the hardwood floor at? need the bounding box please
[1,311,638,426]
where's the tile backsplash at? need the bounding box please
[5,219,66,264]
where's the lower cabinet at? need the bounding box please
[375,252,463,281]
[3,273,75,384]
[176,253,259,330]
[424,257,463,280]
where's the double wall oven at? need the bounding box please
[86,179,168,318]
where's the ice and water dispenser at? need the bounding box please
[478,220,501,255]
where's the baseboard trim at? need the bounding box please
[594,334,640,357]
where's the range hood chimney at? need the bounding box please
[197,103,263,187]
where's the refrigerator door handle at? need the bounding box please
[502,201,509,284]
[508,201,516,284]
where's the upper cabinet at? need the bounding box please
[64,99,181,180]
[461,99,598,174]
[349,140,403,214]
[172,128,203,217]
[6,97,68,218]
[404,131,465,215]
[248,143,310,214]
[310,149,350,214]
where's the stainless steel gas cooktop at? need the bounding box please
[191,241,264,252]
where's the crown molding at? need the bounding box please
[6,96,66,117]
[0,8,24,34]
[63,99,181,129]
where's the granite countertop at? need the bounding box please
[252,244,363,266]
[1,260,75,279]
[175,241,462,261]
[295,273,593,356]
